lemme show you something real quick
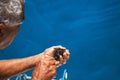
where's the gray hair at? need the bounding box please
[0,0,23,27]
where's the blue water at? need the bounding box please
[0,0,120,80]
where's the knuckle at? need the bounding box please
[52,70,56,76]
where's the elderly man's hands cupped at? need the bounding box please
[32,45,70,80]
[42,45,70,66]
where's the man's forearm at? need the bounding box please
[0,53,41,79]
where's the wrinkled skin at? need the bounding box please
[0,45,70,80]
[0,0,24,49]
[32,46,70,80]
[0,0,70,80]
[0,23,19,49]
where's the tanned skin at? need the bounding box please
[31,46,70,80]
[0,53,41,79]
[0,0,70,80]
[0,44,70,80]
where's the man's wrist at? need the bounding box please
[27,53,42,67]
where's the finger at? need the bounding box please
[62,49,70,63]
[59,55,64,64]
[52,45,66,50]
[49,59,56,65]
[44,47,55,56]
[65,49,70,58]
[48,69,56,79]
[44,45,64,53]
[49,64,57,71]
[44,46,67,57]
[62,53,68,64]
[45,65,56,79]
[55,61,60,66]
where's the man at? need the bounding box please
[0,0,70,80]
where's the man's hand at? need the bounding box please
[43,45,70,67]
[31,45,70,80]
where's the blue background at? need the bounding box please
[0,0,120,80]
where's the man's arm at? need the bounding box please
[0,45,70,80]
[0,53,41,79]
